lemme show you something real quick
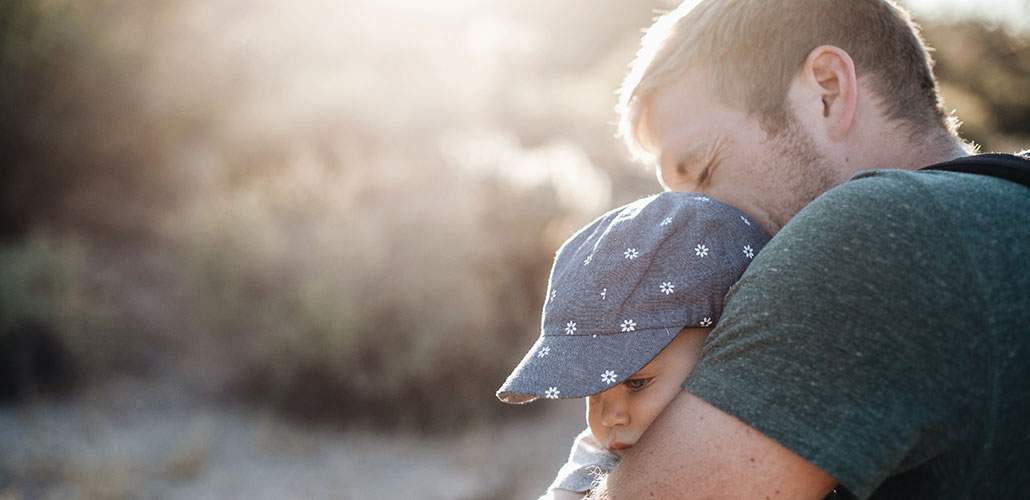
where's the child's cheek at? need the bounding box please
[586,398,605,442]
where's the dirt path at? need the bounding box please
[0,381,585,500]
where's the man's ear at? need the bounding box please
[795,45,858,143]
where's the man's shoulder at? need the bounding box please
[807,167,971,217]
[830,154,1029,208]
[776,165,1027,248]
[741,166,1010,313]
[764,169,942,257]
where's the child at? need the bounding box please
[496,191,770,499]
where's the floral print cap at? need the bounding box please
[496,192,770,404]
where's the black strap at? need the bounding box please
[920,153,1030,188]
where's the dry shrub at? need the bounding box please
[164,139,593,430]
[0,235,110,400]
[11,0,1028,434]
[1,0,636,429]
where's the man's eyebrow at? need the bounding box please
[698,137,728,183]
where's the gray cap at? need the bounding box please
[496,192,770,404]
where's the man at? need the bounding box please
[590,0,1030,498]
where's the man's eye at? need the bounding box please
[697,164,712,185]
[624,377,654,392]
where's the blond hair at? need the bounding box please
[618,0,955,162]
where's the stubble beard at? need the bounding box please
[765,119,842,232]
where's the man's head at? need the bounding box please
[619,0,969,233]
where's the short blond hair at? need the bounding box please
[618,0,954,162]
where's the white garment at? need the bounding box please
[537,428,621,499]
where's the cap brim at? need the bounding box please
[496,326,680,404]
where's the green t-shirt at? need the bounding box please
[685,167,1030,499]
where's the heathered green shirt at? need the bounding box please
[685,167,1030,499]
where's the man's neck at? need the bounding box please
[889,134,971,170]
[847,129,971,177]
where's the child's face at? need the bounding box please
[586,327,708,453]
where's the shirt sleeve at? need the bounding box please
[544,427,621,494]
[684,171,987,499]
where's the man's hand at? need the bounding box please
[588,391,837,499]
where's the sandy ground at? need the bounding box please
[0,381,586,500]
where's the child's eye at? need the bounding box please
[624,377,655,392]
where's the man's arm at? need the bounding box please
[592,172,983,499]
[590,391,836,499]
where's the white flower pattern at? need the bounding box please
[601,370,617,384]
[660,217,673,226]
[624,248,639,260]
[743,245,755,259]
[583,254,593,265]
[565,321,577,335]
[620,319,636,332]
[700,317,713,327]
[695,244,709,258]
[537,346,551,358]
[544,387,560,399]
[660,282,675,295]
[740,215,751,226]
[600,288,607,300]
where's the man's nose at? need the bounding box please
[601,393,630,428]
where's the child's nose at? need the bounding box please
[601,393,629,427]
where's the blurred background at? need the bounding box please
[0,0,1027,498]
